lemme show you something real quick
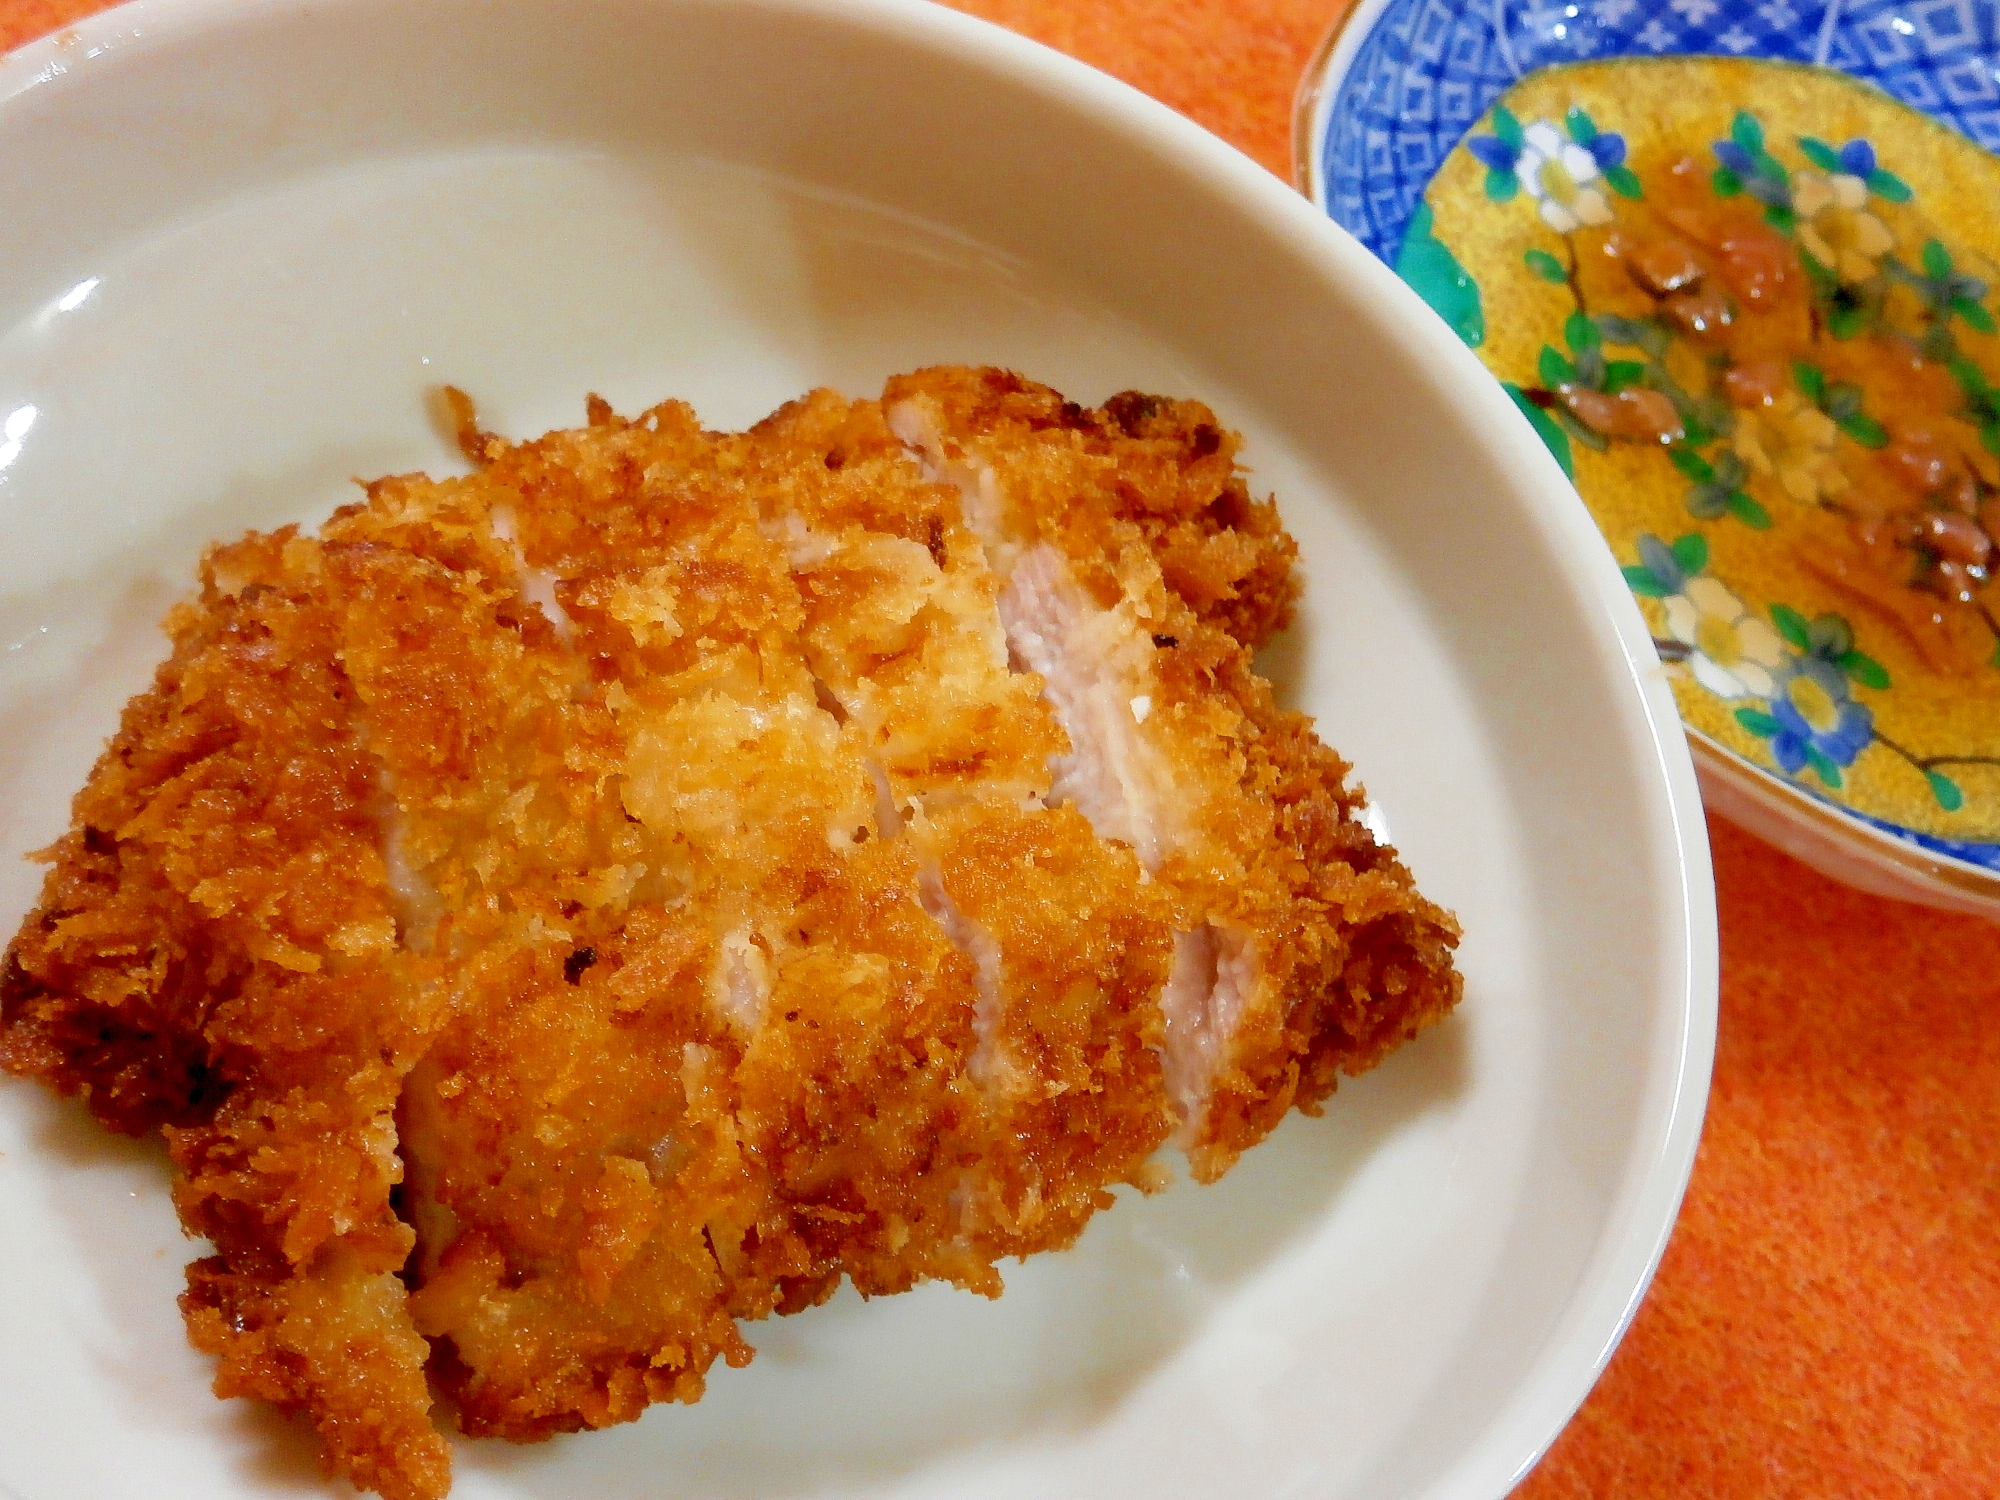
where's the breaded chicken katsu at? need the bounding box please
[0,368,1459,1500]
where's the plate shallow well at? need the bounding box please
[0,2,1715,1497]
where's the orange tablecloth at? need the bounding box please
[10,0,1999,1494]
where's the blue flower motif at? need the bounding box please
[1796,133,1913,203]
[1713,139,1790,210]
[1470,105,1528,202]
[1733,608,1889,790]
[1767,656,1873,781]
[1837,138,1876,179]
[1585,131,1628,171]
[1561,106,1641,198]
[1711,112,1797,221]
[1468,134,1520,173]
[1469,105,1643,209]
[1712,140,1755,176]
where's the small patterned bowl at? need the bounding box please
[1297,0,2000,918]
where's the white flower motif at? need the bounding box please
[1664,578,1786,700]
[1792,170,1895,283]
[1516,120,1615,234]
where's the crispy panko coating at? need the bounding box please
[1,368,1459,1499]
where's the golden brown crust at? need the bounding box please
[882,367,1301,648]
[1,367,1459,1498]
[3,529,451,1496]
[879,366,1461,1181]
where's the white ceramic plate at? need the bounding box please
[0,2,1716,1497]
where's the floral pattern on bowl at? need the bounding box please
[1297,5,2000,906]
[1307,0,2000,267]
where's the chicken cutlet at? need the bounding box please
[0,367,1461,1500]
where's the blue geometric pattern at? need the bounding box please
[1321,0,2000,265]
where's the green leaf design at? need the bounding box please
[1804,744,1843,788]
[1928,771,1965,812]
[1797,136,1842,172]
[1731,111,1764,153]
[1623,565,1669,597]
[1798,248,1836,295]
[1824,383,1863,420]
[1735,707,1780,738]
[1923,239,1954,281]
[1829,304,1868,340]
[1867,167,1912,203]
[1770,603,1811,650]
[1396,202,1485,348]
[1713,167,1743,198]
[1953,297,1997,334]
[1539,345,1576,388]
[1793,361,1826,403]
[1492,106,1523,150]
[1565,106,1597,144]
[1504,383,1574,478]
[1837,650,1890,689]
[1839,412,1889,448]
[1763,203,1797,232]
[1524,248,1567,283]
[1671,533,1709,576]
[1485,167,1519,203]
[1669,448,1715,483]
[1984,423,2000,458]
[1604,164,1644,200]
[1950,355,1993,396]
[1565,310,1600,352]
[1728,491,1773,529]
[1604,359,1648,394]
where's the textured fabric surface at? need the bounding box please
[7,0,1998,1494]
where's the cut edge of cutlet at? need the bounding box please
[880,365,1462,1182]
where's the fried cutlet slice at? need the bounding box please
[885,367,1462,1178]
[732,392,1179,1266]
[394,400,991,1434]
[0,527,455,1500]
[322,455,769,1442]
[1,368,1460,1500]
